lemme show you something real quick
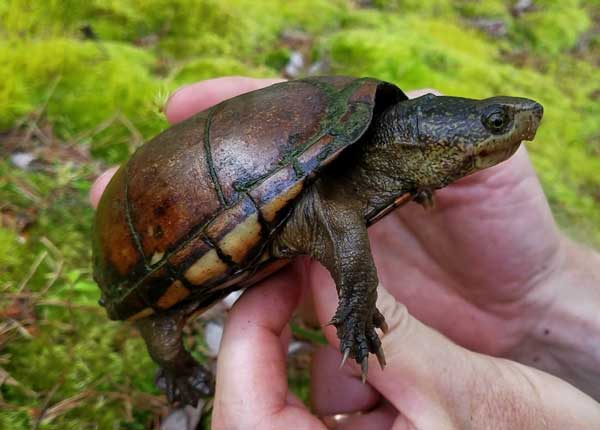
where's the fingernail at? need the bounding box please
[165,84,190,112]
[90,166,119,208]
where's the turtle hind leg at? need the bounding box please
[135,308,213,406]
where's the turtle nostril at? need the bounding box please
[531,102,543,122]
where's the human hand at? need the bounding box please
[212,264,600,429]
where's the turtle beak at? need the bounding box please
[523,101,543,141]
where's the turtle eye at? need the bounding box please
[483,109,510,134]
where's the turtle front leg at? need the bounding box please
[325,226,388,380]
[136,309,213,405]
[273,186,387,381]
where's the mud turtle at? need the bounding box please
[93,76,543,405]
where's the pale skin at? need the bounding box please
[91,77,600,428]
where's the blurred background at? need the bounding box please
[1,0,599,428]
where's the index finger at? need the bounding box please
[212,268,325,430]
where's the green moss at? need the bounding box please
[326,18,498,94]
[512,0,591,54]
[6,315,157,429]
[371,0,454,16]
[0,227,26,285]
[0,38,166,162]
[173,57,274,86]
[453,0,509,19]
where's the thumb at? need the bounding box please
[309,261,472,424]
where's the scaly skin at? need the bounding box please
[273,94,543,379]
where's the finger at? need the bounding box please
[280,324,293,355]
[165,77,285,124]
[212,268,325,430]
[323,402,399,430]
[308,261,473,421]
[311,345,381,416]
[90,166,119,208]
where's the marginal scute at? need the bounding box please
[157,281,191,309]
[260,181,304,223]
[211,271,250,291]
[238,258,291,289]
[249,165,300,224]
[218,213,262,264]
[185,249,228,285]
[167,234,212,270]
[297,134,335,172]
[205,197,256,243]
[150,251,164,265]
[127,307,155,321]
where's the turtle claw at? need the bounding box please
[373,308,389,334]
[162,372,176,403]
[334,306,386,382]
[361,358,369,384]
[340,348,350,369]
[375,345,386,370]
[156,365,214,406]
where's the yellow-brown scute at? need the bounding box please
[157,281,191,309]
[127,307,155,322]
[218,213,262,263]
[185,249,228,284]
[260,181,304,222]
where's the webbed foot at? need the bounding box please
[332,305,387,383]
[156,365,214,406]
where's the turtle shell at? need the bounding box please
[93,76,407,320]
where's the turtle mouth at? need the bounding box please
[474,143,521,169]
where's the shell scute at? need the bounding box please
[126,114,221,262]
[205,196,263,265]
[210,81,328,204]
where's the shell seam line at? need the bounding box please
[203,232,239,270]
[124,162,149,269]
[246,192,272,239]
[204,105,227,207]
[165,263,197,291]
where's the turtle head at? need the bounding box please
[388,93,543,189]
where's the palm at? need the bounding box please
[309,146,561,356]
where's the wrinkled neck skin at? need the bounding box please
[333,99,465,217]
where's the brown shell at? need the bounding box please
[93,76,407,320]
